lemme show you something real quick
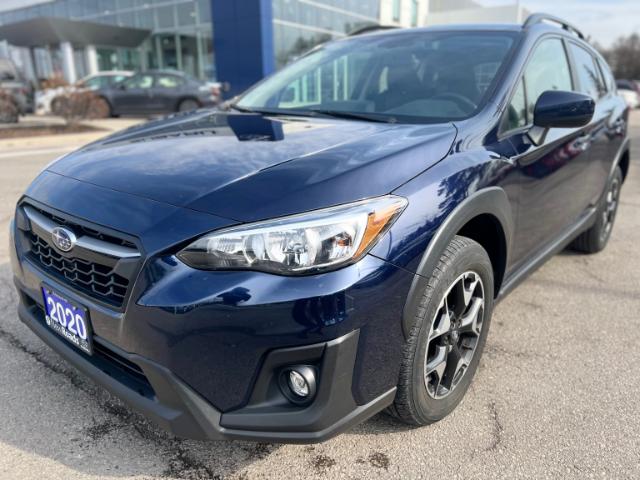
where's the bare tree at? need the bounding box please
[56,91,110,125]
[597,33,640,80]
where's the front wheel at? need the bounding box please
[389,235,494,425]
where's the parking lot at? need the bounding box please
[0,114,638,480]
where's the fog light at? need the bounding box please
[289,370,309,397]
[280,366,317,404]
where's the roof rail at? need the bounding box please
[523,13,585,40]
[348,24,398,36]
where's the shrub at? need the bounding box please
[56,91,110,124]
[0,90,19,124]
[40,74,69,90]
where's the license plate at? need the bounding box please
[42,286,93,355]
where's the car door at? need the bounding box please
[567,44,626,205]
[111,74,154,114]
[502,36,594,267]
[152,73,184,113]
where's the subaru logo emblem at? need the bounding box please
[51,227,76,252]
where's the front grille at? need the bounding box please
[28,232,129,306]
[21,204,139,308]
[30,206,136,249]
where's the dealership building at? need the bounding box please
[0,0,523,96]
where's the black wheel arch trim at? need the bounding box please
[609,136,630,184]
[401,187,514,339]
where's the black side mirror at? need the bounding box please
[528,90,595,145]
[534,90,595,129]
[118,83,127,91]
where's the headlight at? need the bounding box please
[177,195,407,274]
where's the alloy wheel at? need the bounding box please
[601,176,620,242]
[424,271,485,399]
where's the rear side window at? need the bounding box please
[523,38,573,120]
[156,75,184,88]
[597,57,615,93]
[570,43,607,99]
[123,74,153,89]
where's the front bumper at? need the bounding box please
[10,191,414,442]
[16,294,394,442]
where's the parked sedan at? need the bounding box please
[616,80,640,109]
[98,70,221,116]
[10,14,629,443]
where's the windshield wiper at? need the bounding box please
[226,103,254,113]
[306,109,397,124]
[226,103,319,118]
[226,104,393,123]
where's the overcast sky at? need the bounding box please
[479,0,640,46]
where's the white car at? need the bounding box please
[618,87,640,109]
[36,71,133,115]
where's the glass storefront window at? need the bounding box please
[156,5,175,29]
[73,47,88,78]
[272,0,381,68]
[411,0,418,26]
[196,0,211,23]
[393,0,401,21]
[179,34,199,77]
[178,3,197,26]
[2,0,214,80]
[97,47,118,70]
[199,30,214,79]
[120,48,140,70]
[159,34,178,69]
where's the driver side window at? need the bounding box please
[524,38,573,119]
[502,38,573,134]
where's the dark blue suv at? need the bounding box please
[10,15,629,443]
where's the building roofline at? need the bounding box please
[0,17,150,48]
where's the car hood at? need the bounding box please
[47,110,456,222]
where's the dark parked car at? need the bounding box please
[97,70,220,116]
[0,58,34,114]
[10,14,629,443]
[616,79,640,93]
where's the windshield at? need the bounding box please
[237,31,517,123]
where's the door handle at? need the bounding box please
[573,133,591,152]
[612,118,625,135]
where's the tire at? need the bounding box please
[389,235,494,425]
[571,166,623,254]
[93,97,112,118]
[50,97,64,116]
[177,98,200,112]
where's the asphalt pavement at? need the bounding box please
[0,115,638,480]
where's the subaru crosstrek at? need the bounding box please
[10,15,629,443]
